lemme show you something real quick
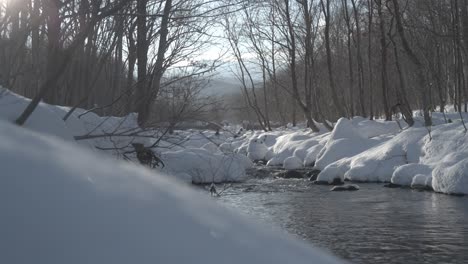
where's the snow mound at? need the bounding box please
[318,127,427,184]
[0,88,75,140]
[353,118,400,138]
[283,156,303,170]
[344,127,424,181]
[432,159,468,194]
[247,137,269,160]
[421,123,468,195]
[0,120,343,264]
[411,174,432,189]
[315,118,377,170]
[391,164,432,186]
[162,148,253,184]
[266,131,326,166]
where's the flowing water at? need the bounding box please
[217,172,468,264]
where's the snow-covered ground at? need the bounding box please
[0,119,344,264]
[1,86,467,263]
[2,86,468,195]
[0,88,251,184]
[231,113,468,195]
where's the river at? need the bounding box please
[217,172,468,264]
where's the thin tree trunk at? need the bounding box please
[377,0,392,120]
[391,0,432,126]
[320,0,347,118]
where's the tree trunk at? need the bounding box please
[391,0,432,126]
[136,0,149,125]
[376,0,392,121]
[320,0,347,118]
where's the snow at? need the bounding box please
[422,123,468,195]
[3,87,468,195]
[317,126,426,184]
[162,148,253,184]
[315,118,378,171]
[247,137,269,160]
[411,174,432,189]
[283,156,304,170]
[391,164,432,186]
[0,89,252,184]
[0,119,343,264]
[222,113,468,195]
[0,88,75,140]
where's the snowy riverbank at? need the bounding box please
[232,115,468,195]
[0,88,345,263]
[2,87,468,196]
[0,88,253,184]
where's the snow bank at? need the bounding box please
[317,127,426,184]
[315,118,378,170]
[0,89,252,184]
[247,137,269,160]
[264,131,327,167]
[0,120,343,264]
[283,156,304,170]
[391,164,432,186]
[352,118,400,138]
[162,147,253,184]
[421,123,468,195]
[0,88,75,140]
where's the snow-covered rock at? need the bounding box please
[247,138,268,161]
[162,148,253,184]
[315,118,377,170]
[411,174,433,189]
[421,123,468,195]
[264,131,326,166]
[391,164,432,186]
[283,156,303,170]
[432,158,468,195]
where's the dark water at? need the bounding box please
[217,176,468,264]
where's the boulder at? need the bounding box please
[331,184,360,191]
[283,156,303,170]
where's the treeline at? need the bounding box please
[225,0,468,131]
[0,0,227,127]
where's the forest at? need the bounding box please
[1,0,467,131]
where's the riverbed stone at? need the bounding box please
[331,184,360,191]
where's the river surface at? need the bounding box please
[216,174,468,264]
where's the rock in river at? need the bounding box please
[331,184,360,191]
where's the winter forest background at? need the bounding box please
[2,0,467,131]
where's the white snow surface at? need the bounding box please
[234,115,468,195]
[422,123,468,194]
[283,156,304,170]
[315,118,380,171]
[0,120,343,264]
[391,164,432,186]
[2,87,468,195]
[0,88,251,184]
[162,147,253,184]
